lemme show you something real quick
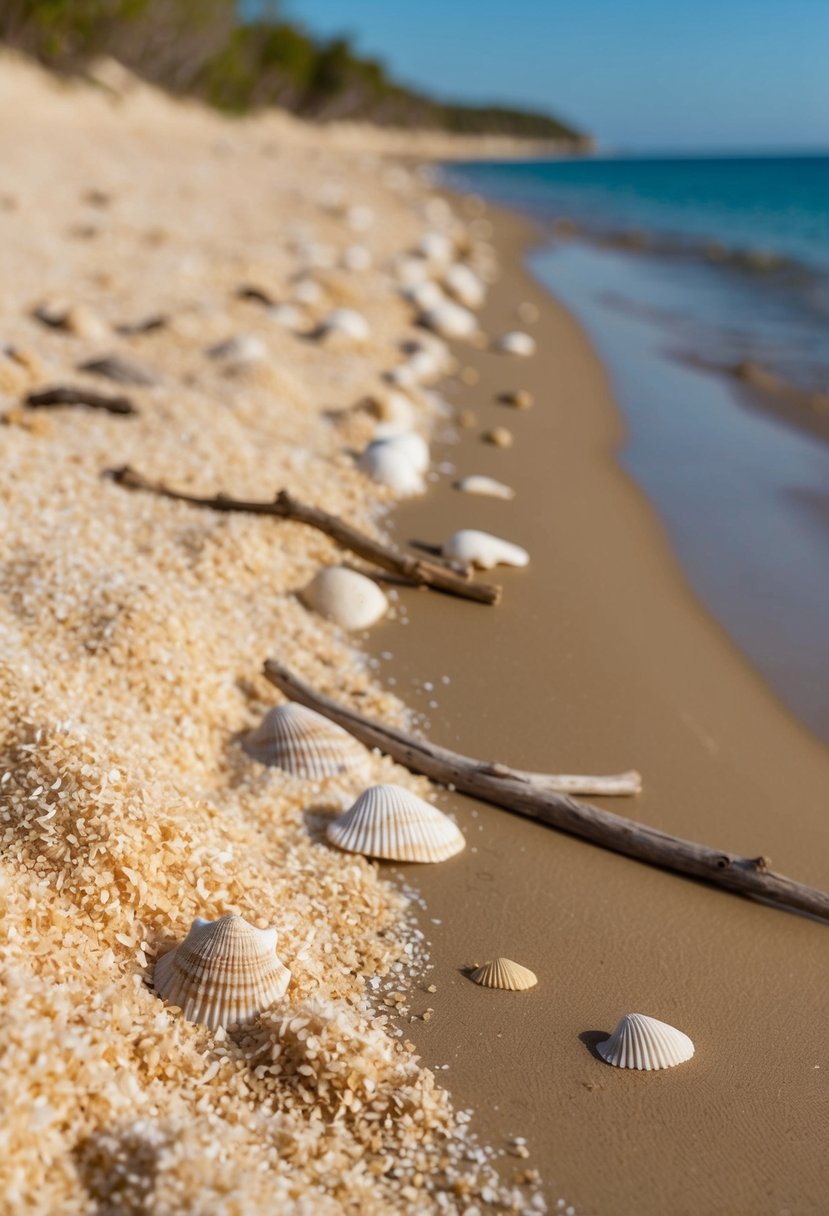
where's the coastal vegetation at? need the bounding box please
[0,0,587,142]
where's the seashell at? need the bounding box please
[243,701,370,779]
[419,301,478,340]
[415,230,455,265]
[357,433,429,495]
[292,276,323,305]
[484,425,514,448]
[342,244,372,272]
[442,529,529,570]
[78,353,158,386]
[316,308,371,344]
[327,783,465,863]
[443,263,486,310]
[34,299,108,340]
[153,914,290,1029]
[596,1013,695,1071]
[498,389,534,410]
[301,566,388,630]
[468,958,538,991]
[400,280,446,311]
[207,334,266,364]
[494,330,536,357]
[346,204,375,232]
[453,475,515,500]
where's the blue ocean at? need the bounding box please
[443,155,829,745]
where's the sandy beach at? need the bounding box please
[0,55,827,1215]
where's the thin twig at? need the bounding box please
[107,465,501,605]
[263,659,829,923]
[26,386,136,415]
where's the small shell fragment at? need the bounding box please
[327,783,465,863]
[243,702,370,780]
[443,529,529,570]
[468,959,538,991]
[498,389,534,410]
[493,331,536,357]
[301,566,388,630]
[483,426,514,448]
[453,475,515,500]
[596,1013,695,1071]
[207,334,266,364]
[316,308,371,344]
[153,914,290,1030]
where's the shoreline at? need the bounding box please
[374,202,829,1214]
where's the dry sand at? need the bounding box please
[0,52,827,1216]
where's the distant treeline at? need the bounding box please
[0,0,587,143]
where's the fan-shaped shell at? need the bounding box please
[153,914,290,1030]
[301,566,389,630]
[243,701,370,779]
[207,334,266,363]
[453,475,515,500]
[469,958,538,991]
[419,301,478,340]
[494,330,536,357]
[597,1013,695,1071]
[443,263,486,310]
[317,308,370,343]
[442,529,529,570]
[327,783,465,863]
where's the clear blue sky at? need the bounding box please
[277,0,829,151]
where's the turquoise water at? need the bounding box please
[443,156,829,746]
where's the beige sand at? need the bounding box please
[371,208,829,1215]
[0,55,539,1214]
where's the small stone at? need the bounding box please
[498,389,533,410]
[483,426,513,448]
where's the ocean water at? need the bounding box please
[443,155,829,747]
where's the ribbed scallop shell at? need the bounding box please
[597,1013,695,1070]
[153,914,290,1030]
[327,783,465,863]
[469,958,538,991]
[243,702,370,780]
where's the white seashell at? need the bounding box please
[207,334,266,363]
[327,784,465,863]
[494,330,536,357]
[419,301,478,340]
[243,701,370,779]
[153,914,290,1029]
[468,958,538,991]
[416,231,455,265]
[301,566,388,630]
[400,280,446,311]
[317,308,371,344]
[357,432,429,495]
[342,244,372,272]
[380,431,429,472]
[443,263,486,310]
[442,529,529,570]
[292,277,323,305]
[597,1013,695,1071]
[267,303,303,329]
[453,475,515,500]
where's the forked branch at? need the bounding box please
[108,465,500,605]
[263,659,829,923]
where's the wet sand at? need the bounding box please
[370,207,829,1215]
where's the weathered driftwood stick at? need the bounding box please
[26,385,136,415]
[263,659,829,922]
[108,465,501,605]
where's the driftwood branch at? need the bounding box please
[108,466,500,605]
[263,659,829,923]
[26,386,136,415]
